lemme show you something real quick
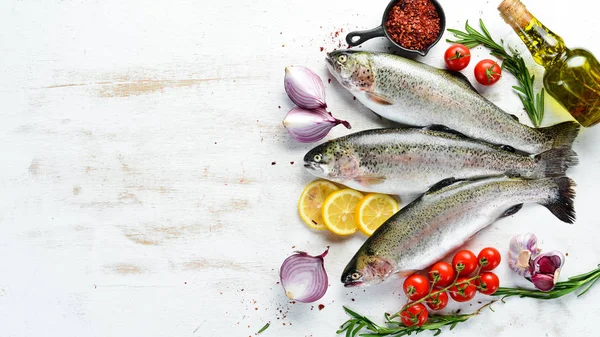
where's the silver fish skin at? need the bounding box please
[304,127,577,196]
[325,50,579,154]
[341,175,576,287]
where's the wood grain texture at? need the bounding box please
[0,0,599,336]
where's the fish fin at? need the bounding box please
[426,177,464,194]
[538,121,580,150]
[498,145,516,153]
[365,91,394,105]
[509,114,520,122]
[499,204,523,218]
[355,174,386,186]
[541,177,576,224]
[424,125,469,139]
[443,69,478,92]
[534,148,579,178]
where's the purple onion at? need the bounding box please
[284,66,327,109]
[529,251,565,292]
[279,247,329,303]
[508,233,541,277]
[282,107,351,143]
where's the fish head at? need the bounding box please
[341,253,395,287]
[326,50,374,92]
[303,141,360,182]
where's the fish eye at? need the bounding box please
[313,154,322,162]
[351,272,361,280]
[338,55,347,63]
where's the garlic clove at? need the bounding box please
[508,233,539,277]
[529,251,565,292]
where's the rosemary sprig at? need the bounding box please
[495,265,600,299]
[337,302,495,337]
[447,19,545,127]
[337,265,600,336]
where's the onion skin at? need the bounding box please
[284,66,327,109]
[279,248,329,303]
[282,107,351,143]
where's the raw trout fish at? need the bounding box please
[326,50,579,154]
[304,127,577,195]
[341,175,575,287]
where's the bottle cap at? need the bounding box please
[498,0,532,29]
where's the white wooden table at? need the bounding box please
[2,0,599,336]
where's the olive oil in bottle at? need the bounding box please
[498,0,600,127]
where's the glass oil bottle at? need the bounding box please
[498,0,600,127]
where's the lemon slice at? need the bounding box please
[298,180,340,230]
[356,193,400,236]
[322,189,364,236]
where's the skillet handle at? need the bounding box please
[346,26,385,47]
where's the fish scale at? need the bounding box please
[326,50,579,154]
[341,175,576,287]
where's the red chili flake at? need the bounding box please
[320,47,324,52]
[328,78,331,84]
[318,304,325,310]
[385,0,440,51]
[566,252,569,256]
[282,44,285,47]
[290,161,294,165]
[271,161,276,165]
[278,105,281,109]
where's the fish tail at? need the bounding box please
[539,121,580,151]
[533,148,579,178]
[541,177,576,224]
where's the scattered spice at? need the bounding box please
[328,78,331,84]
[320,47,324,52]
[385,0,441,51]
[271,161,276,165]
[278,105,281,109]
[290,161,294,165]
[318,304,325,310]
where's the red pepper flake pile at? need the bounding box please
[385,0,440,51]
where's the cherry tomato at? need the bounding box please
[474,59,502,85]
[426,291,449,311]
[477,247,502,271]
[400,303,429,327]
[452,250,478,276]
[449,277,477,302]
[444,44,471,71]
[476,272,500,295]
[403,274,430,301]
[428,262,455,287]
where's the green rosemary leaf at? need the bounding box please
[256,322,270,334]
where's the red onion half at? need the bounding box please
[279,247,329,303]
[282,107,351,143]
[284,66,327,109]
